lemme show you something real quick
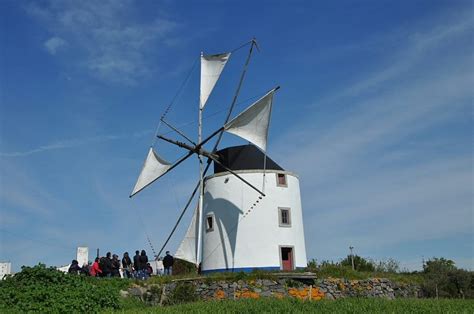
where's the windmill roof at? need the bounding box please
[214,145,284,174]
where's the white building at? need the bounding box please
[176,145,307,273]
[0,262,12,279]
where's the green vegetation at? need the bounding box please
[117,298,474,313]
[0,264,129,312]
[164,282,198,305]
[306,258,424,284]
[1,256,472,312]
[421,258,474,299]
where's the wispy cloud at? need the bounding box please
[26,0,178,84]
[43,36,67,55]
[272,13,473,263]
[0,130,152,157]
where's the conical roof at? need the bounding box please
[213,145,284,174]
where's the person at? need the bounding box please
[139,250,149,279]
[122,252,133,279]
[133,250,140,278]
[90,257,102,277]
[81,262,90,276]
[68,260,81,275]
[163,251,174,276]
[111,254,121,277]
[99,252,113,277]
[146,262,153,277]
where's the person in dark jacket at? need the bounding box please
[111,254,121,277]
[133,250,140,278]
[68,260,81,275]
[163,251,174,276]
[146,262,153,276]
[122,252,132,278]
[100,252,113,277]
[139,250,149,279]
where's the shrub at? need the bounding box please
[165,282,197,305]
[421,257,474,298]
[172,258,197,276]
[0,264,127,312]
[375,259,400,273]
[340,255,375,272]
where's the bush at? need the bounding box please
[340,255,375,272]
[0,264,128,312]
[375,259,400,273]
[172,258,197,276]
[421,257,474,298]
[165,282,197,305]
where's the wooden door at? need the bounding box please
[281,247,293,271]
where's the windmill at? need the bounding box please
[130,39,307,273]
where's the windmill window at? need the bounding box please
[206,214,214,232]
[276,173,287,187]
[279,207,291,227]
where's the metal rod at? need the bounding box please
[210,156,265,197]
[209,39,257,155]
[157,135,219,160]
[155,40,258,261]
[161,118,196,145]
[156,181,200,259]
[129,151,194,198]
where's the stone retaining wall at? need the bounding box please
[124,277,421,305]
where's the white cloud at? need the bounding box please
[43,36,67,55]
[0,129,152,157]
[272,14,473,262]
[26,0,178,84]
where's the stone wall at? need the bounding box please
[124,277,421,305]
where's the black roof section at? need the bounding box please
[214,145,284,174]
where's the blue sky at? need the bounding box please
[0,0,472,272]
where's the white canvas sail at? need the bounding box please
[200,52,231,109]
[175,206,199,264]
[130,147,172,197]
[224,89,275,152]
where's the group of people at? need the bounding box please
[68,250,175,279]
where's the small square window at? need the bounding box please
[279,208,291,227]
[276,173,287,187]
[206,214,214,232]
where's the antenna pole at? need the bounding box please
[197,52,204,268]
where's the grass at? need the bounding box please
[311,266,424,284]
[113,298,474,313]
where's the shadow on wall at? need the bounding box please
[203,191,243,271]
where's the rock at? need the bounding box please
[129,287,144,297]
[261,290,273,297]
[119,290,129,298]
[262,279,275,286]
[325,293,335,300]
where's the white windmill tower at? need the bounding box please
[130,39,307,273]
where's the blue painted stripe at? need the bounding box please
[201,266,280,274]
[202,266,307,274]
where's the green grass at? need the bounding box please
[145,268,422,286]
[113,298,474,313]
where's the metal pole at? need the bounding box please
[349,246,355,271]
[196,52,204,268]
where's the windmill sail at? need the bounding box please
[175,205,199,264]
[224,89,275,152]
[130,147,172,197]
[200,52,231,109]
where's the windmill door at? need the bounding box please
[281,247,293,271]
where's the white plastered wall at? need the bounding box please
[201,170,307,272]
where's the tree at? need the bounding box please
[340,255,375,272]
[421,257,474,298]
